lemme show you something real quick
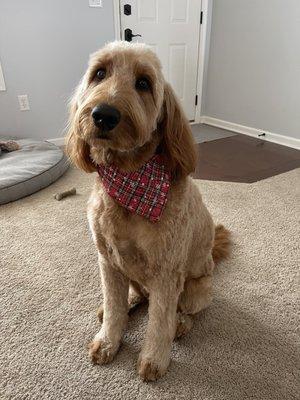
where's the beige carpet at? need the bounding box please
[1,167,299,400]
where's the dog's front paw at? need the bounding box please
[137,356,169,382]
[88,338,119,365]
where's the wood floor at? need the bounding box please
[192,134,300,183]
[191,123,235,144]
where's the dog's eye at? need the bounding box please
[135,77,151,91]
[95,68,106,81]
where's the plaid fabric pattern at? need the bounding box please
[97,155,171,222]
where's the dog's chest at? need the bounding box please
[102,226,153,283]
[88,192,157,283]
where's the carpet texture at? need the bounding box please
[1,167,299,400]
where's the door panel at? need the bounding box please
[120,0,201,120]
[169,44,186,100]
[137,0,157,22]
[171,0,188,23]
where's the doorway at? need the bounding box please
[114,0,208,122]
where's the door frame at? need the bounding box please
[113,0,211,123]
[0,61,6,91]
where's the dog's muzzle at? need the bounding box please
[91,103,121,132]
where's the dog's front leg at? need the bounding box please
[137,277,182,381]
[89,255,129,364]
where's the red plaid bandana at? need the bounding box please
[97,155,171,222]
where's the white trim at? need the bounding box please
[48,119,300,150]
[194,0,210,123]
[47,137,65,146]
[202,116,300,150]
[190,117,205,126]
[113,0,121,40]
[0,61,6,91]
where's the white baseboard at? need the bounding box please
[48,118,300,151]
[47,137,65,146]
[201,116,300,150]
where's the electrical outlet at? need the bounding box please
[18,95,30,111]
[89,0,102,7]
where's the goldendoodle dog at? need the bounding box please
[66,41,230,381]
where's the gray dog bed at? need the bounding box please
[0,138,69,205]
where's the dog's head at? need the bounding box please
[66,41,196,179]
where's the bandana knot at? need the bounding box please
[97,155,171,222]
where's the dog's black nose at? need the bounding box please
[91,104,121,131]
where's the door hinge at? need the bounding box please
[200,11,203,24]
[195,95,198,106]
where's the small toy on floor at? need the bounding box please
[0,140,20,154]
[54,187,76,201]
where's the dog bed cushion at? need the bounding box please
[0,138,69,205]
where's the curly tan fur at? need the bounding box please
[212,224,232,264]
[66,41,231,382]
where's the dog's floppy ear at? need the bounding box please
[65,90,97,173]
[159,83,197,179]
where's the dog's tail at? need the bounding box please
[212,224,232,265]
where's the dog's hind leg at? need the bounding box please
[178,274,213,315]
[97,281,146,322]
[128,280,148,311]
[175,313,194,339]
[175,275,212,339]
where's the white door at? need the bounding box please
[119,0,202,121]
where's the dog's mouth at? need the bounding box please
[95,128,113,141]
[84,112,148,152]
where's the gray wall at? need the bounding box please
[0,0,115,140]
[204,0,300,139]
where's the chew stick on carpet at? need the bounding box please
[54,187,76,201]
